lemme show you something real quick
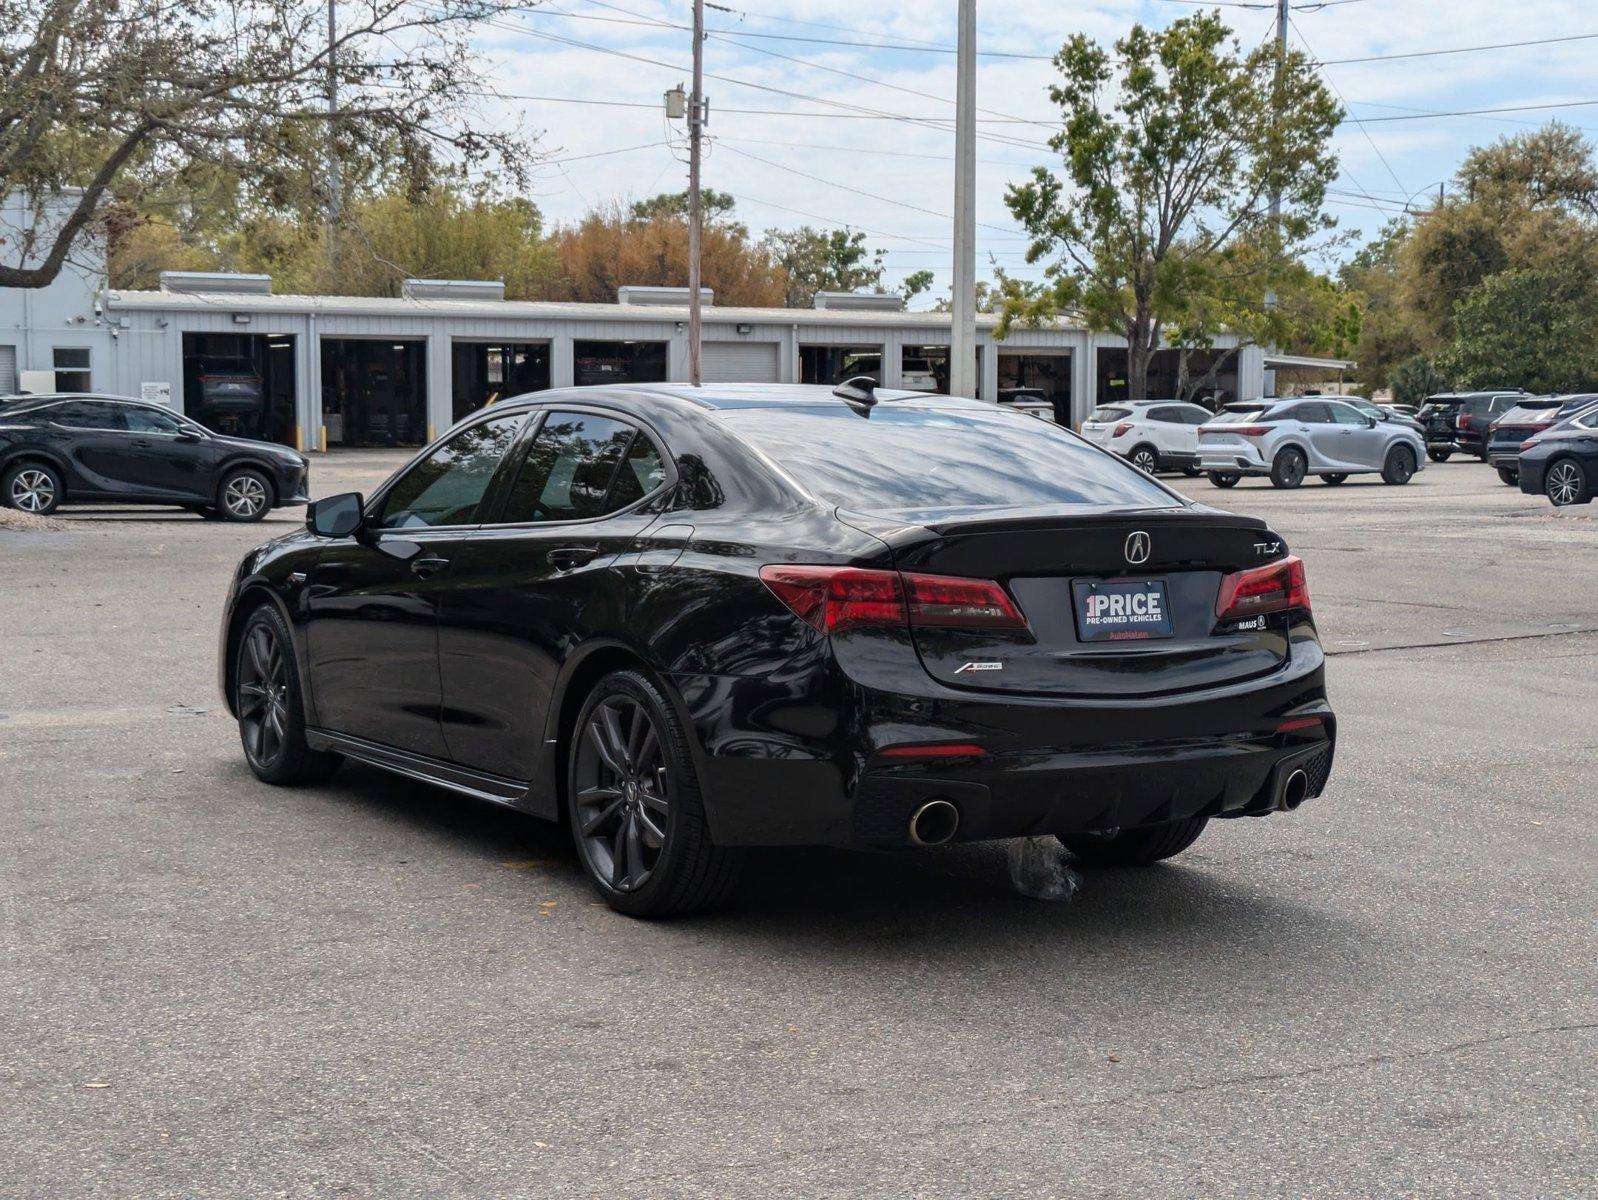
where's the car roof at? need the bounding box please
[493,382,996,414]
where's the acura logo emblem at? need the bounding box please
[1125,531,1151,565]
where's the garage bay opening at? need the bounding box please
[320,339,427,448]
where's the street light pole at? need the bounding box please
[950,0,977,399]
[687,0,705,387]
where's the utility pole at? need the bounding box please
[326,0,341,274]
[687,0,706,387]
[949,0,977,399]
[1268,0,1287,227]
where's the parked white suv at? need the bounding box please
[1079,400,1213,474]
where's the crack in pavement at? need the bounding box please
[604,1020,1598,1190]
[1326,626,1598,657]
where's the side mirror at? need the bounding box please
[307,491,365,538]
[175,430,202,443]
[1365,415,1378,428]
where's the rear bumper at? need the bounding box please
[675,638,1334,848]
[1487,449,1521,470]
[1155,451,1200,471]
[1197,448,1269,474]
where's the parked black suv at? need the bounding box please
[0,393,309,520]
[1487,394,1598,485]
[1418,391,1524,461]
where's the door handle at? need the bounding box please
[550,544,600,571]
[410,555,450,579]
[131,438,152,448]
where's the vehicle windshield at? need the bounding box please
[719,403,1178,514]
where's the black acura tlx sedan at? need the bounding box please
[219,382,1336,915]
[0,393,309,520]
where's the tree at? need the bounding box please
[548,202,787,307]
[1001,13,1341,399]
[1440,267,1598,394]
[763,226,885,307]
[629,189,738,223]
[0,0,531,289]
[1387,355,1446,408]
[1340,219,1421,395]
[1457,121,1598,220]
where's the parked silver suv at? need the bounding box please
[1198,397,1426,489]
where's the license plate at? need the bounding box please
[1072,579,1174,642]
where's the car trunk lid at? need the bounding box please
[841,504,1293,698]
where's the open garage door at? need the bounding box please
[703,341,780,383]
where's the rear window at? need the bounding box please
[1087,406,1131,423]
[1211,408,1274,424]
[720,404,1176,512]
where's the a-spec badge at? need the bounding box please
[954,661,1003,674]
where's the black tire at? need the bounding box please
[1270,447,1307,489]
[233,604,342,785]
[1207,471,1241,488]
[1128,445,1160,475]
[1381,444,1417,486]
[218,467,273,522]
[568,669,743,917]
[1319,473,1348,486]
[1545,457,1592,507]
[1058,818,1209,867]
[1181,466,1202,477]
[1427,449,1452,463]
[3,461,63,515]
[1496,465,1520,487]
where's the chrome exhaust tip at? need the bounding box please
[908,799,960,847]
[1280,768,1310,811]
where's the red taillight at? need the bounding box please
[878,742,988,759]
[760,566,1026,634]
[902,572,1027,629]
[1520,437,1540,451]
[1456,412,1470,430]
[1275,715,1324,734]
[1225,425,1270,438]
[1112,421,1133,438]
[1215,555,1310,620]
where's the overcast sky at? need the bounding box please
[462,0,1598,307]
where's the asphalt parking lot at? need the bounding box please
[2,452,1594,1198]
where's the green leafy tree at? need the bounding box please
[1002,13,1341,399]
[763,226,884,307]
[1387,355,1447,408]
[629,190,739,223]
[0,0,532,290]
[1440,267,1598,393]
[1340,219,1421,395]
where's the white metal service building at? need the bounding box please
[1,214,1289,452]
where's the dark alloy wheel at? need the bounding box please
[1381,445,1416,486]
[1496,465,1520,487]
[1270,447,1307,489]
[569,670,742,917]
[1546,458,1591,507]
[219,468,272,522]
[3,462,63,515]
[1207,471,1241,488]
[1129,446,1160,475]
[1059,817,1209,867]
[1319,473,1348,486]
[234,606,342,785]
[1427,448,1453,463]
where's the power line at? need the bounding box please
[720,143,1026,236]
[1291,18,1408,203]
[1356,97,1598,123]
[1318,30,1598,66]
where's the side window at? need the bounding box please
[376,414,524,529]
[1578,411,1598,429]
[1293,403,1332,424]
[500,410,657,524]
[1329,403,1366,426]
[1181,406,1211,425]
[47,401,125,430]
[123,406,184,434]
[1147,406,1180,424]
